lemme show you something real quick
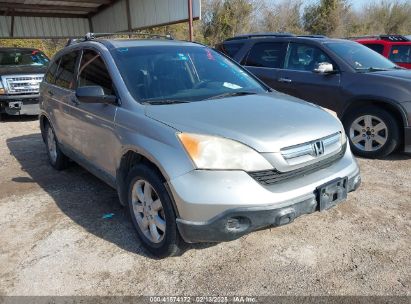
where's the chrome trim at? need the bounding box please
[281,132,342,160]
[1,74,44,95]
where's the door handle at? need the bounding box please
[278,77,292,83]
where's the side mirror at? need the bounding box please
[313,62,334,74]
[75,86,117,104]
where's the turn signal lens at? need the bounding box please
[178,133,200,160]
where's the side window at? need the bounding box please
[285,43,335,71]
[55,51,79,89]
[389,45,411,63]
[364,44,384,55]
[44,58,60,84]
[245,42,287,68]
[78,50,114,95]
[222,42,244,58]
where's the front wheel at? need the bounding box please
[126,163,183,258]
[344,107,400,158]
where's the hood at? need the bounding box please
[0,65,47,76]
[370,69,411,81]
[145,92,343,152]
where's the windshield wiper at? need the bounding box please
[203,91,257,101]
[355,67,391,72]
[142,99,191,105]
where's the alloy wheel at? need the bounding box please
[131,179,166,243]
[349,115,388,152]
[47,126,57,163]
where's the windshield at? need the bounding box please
[0,50,49,66]
[326,41,397,71]
[111,45,266,104]
[389,45,411,64]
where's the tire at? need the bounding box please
[126,163,183,258]
[44,122,69,170]
[343,106,400,158]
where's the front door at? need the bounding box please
[69,49,119,180]
[277,42,342,111]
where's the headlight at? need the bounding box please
[177,133,274,171]
[0,79,5,95]
[341,129,347,146]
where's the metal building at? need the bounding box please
[0,0,201,40]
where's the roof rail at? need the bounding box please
[226,32,294,41]
[84,32,174,40]
[66,32,174,46]
[348,35,409,42]
[297,34,328,39]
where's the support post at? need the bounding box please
[188,0,193,41]
[10,12,14,38]
[88,15,93,33]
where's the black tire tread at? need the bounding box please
[343,106,400,158]
[126,163,184,258]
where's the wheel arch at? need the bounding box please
[116,149,178,215]
[341,99,407,130]
[39,114,49,142]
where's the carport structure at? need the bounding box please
[0,0,201,40]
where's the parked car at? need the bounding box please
[216,33,411,158]
[351,35,411,69]
[0,47,48,118]
[39,33,361,257]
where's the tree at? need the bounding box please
[362,0,411,34]
[201,0,255,46]
[260,0,305,34]
[303,0,350,36]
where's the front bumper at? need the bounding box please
[404,127,411,154]
[0,94,40,115]
[169,145,361,243]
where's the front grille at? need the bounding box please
[2,74,43,95]
[249,143,347,185]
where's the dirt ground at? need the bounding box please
[0,116,410,296]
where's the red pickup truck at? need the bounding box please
[352,35,411,69]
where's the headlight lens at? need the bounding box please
[177,133,274,171]
[0,79,5,95]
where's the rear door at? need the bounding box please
[276,42,342,110]
[242,41,288,89]
[69,48,119,181]
[46,51,80,146]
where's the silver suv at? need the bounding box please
[39,34,361,257]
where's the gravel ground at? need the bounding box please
[0,116,410,296]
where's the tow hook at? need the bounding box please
[9,101,22,110]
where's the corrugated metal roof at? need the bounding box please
[0,0,110,16]
[0,0,201,38]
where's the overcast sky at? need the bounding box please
[350,0,376,10]
[300,0,399,11]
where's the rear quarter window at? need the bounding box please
[221,42,244,58]
[363,43,385,55]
